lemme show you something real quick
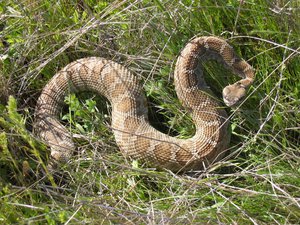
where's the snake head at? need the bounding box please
[222,82,247,107]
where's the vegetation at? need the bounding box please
[0,0,299,224]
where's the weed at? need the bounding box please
[0,0,299,224]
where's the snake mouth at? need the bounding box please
[223,85,247,107]
[223,97,241,107]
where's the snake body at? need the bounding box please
[34,37,254,172]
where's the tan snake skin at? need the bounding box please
[34,36,254,172]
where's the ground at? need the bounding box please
[0,0,299,224]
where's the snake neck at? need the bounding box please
[174,37,230,113]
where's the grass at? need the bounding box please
[0,0,299,224]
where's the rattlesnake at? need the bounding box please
[34,36,254,172]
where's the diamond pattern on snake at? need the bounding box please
[34,36,254,172]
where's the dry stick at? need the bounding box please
[230,36,300,55]
[254,50,299,141]
[227,35,300,143]
[213,185,259,225]
[18,19,127,94]
[232,0,244,36]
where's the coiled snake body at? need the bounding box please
[35,37,254,172]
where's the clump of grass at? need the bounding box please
[0,0,299,224]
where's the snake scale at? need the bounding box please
[34,36,254,172]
